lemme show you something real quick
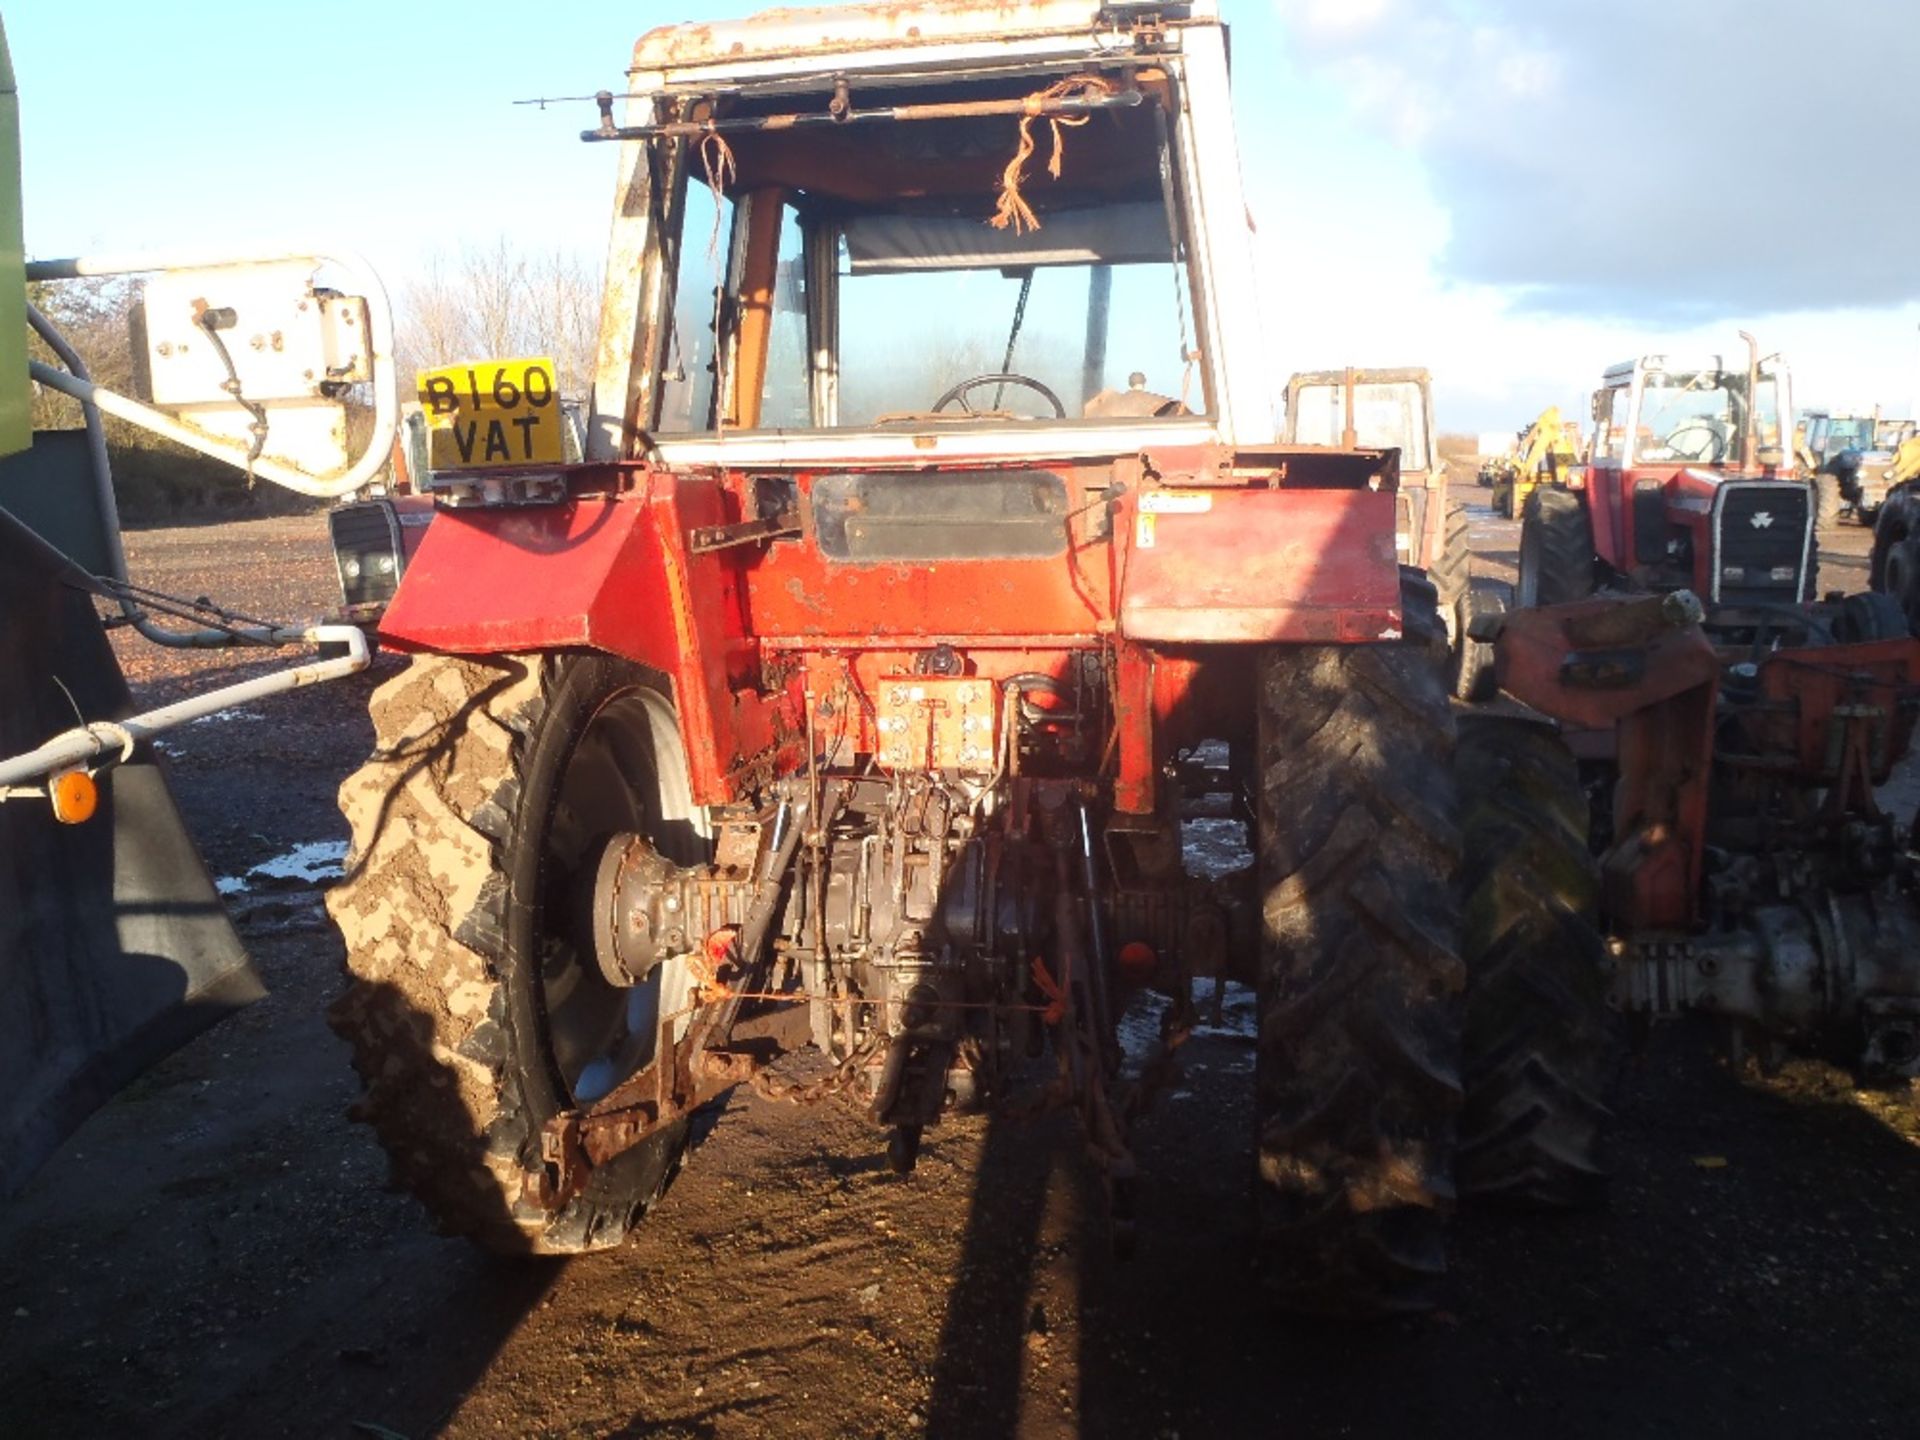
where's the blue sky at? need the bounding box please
[11,1,1918,431]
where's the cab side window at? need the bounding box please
[657,177,736,434]
[1598,387,1631,461]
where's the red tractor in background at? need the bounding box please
[1480,334,1920,1094]
[1517,335,1813,618]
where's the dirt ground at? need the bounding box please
[3,495,1919,1439]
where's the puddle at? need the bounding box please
[1117,978,1258,1078]
[217,839,348,895]
[189,707,263,726]
[1191,977,1257,1042]
[1118,988,1174,1072]
[1182,816,1251,879]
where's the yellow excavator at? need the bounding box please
[1486,405,1580,518]
[1893,429,1920,487]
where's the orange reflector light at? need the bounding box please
[1116,940,1158,983]
[50,768,98,825]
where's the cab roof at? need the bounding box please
[631,1,1219,81]
[1602,353,1788,384]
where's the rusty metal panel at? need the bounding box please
[1118,486,1402,643]
[872,675,999,770]
[739,466,1113,641]
[1755,637,1920,786]
[631,1,1197,74]
[378,493,649,656]
[378,476,803,806]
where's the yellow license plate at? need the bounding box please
[418,357,564,469]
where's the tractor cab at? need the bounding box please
[1282,367,1443,570]
[1575,342,1812,611]
[1804,411,1876,469]
[1804,410,1910,526]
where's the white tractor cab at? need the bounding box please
[1282,367,1444,569]
[1280,365,1485,695]
[575,0,1279,477]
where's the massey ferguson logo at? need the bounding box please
[1750,511,1775,529]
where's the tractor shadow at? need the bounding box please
[922,1015,1920,1439]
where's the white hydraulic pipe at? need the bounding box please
[24,248,398,501]
[0,625,369,792]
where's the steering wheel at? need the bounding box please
[1664,420,1729,462]
[931,372,1066,419]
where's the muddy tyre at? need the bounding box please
[1428,500,1479,689]
[1253,606,1464,1315]
[1429,500,1470,613]
[326,651,708,1253]
[1871,489,1920,632]
[1813,473,1842,531]
[1517,487,1595,608]
[1455,715,1612,1208]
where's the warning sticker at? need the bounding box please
[1139,490,1214,515]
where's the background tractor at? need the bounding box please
[1865,427,1920,629]
[1481,582,1920,1094]
[1472,333,1920,1131]
[1802,407,1913,528]
[1516,335,1813,620]
[1281,364,1493,696]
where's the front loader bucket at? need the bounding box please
[0,505,262,1194]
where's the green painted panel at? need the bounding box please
[0,18,27,461]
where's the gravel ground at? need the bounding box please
[2,497,1918,1440]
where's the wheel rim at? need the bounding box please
[531,686,703,1105]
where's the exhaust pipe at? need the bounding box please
[1739,330,1761,474]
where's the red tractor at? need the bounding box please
[1480,339,1920,1116]
[315,0,1547,1315]
[1517,336,1814,619]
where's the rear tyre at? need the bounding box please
[327,651,707,1253]
[1886,540,1920,633]
[1517,487,1595,608]
[1253,596,1464,1315]
[1813,473,1842,531]
[1429,500,1471,614]
[1870,490,1920,632]
[1428,500,1473,670]
[1454,716,1613,1208]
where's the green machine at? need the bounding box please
[0,15,401,1190]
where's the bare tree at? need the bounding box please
[395,238,600,399]
[25,276,139,432]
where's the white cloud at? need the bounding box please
[1280,0,1393,39]
[1253,0,1920,428]
[1270,0,1920,318]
